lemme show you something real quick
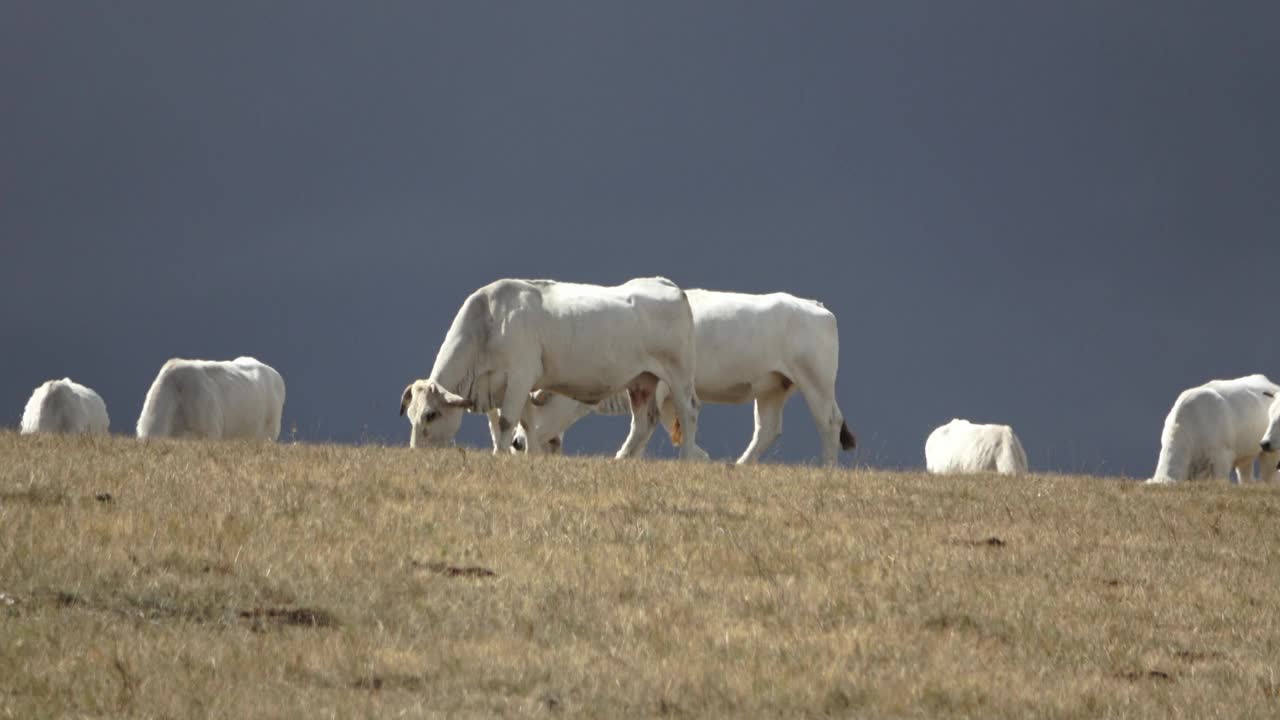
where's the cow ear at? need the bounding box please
[400,384,414,416]
[530,389,553,407]
[438,387,473,409]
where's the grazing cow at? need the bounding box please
[511,391,631,455]
[1147,374,1279,484]
[925,418,1028,475]
[399,277,702,459]
[136,357,286,440]
[512,289,856,465]
[20,378,110,435]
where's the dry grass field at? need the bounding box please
[2,431,1279,718]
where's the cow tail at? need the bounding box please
[839,420,856,451]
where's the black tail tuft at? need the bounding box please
[839,420,856,451]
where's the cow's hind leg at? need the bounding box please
[658,395,678,446]
[666,383,703,461]
[795,378,843,466]
[265,407,283,441]
[1235,457,1256,484]
[616,373,660,459]
[188,399,222,441]
[1209,450,1236,483]
[658,385,709,460]
[737,387,790,465]
[1259,450,1280,483]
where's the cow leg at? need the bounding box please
[737,388,789,464]
[266,408,282,441]
[493,379,536,455]
[513,404,541,454]
[616,373,660,458]
[657,395,678,444]
[487,411,509,453]
[204,406,224,441]
[655,383,709,460]
[1235,457,1255,484]
[1210,451,1236,483]
[796,379,843,466]
[1259,450,1280,483]
[665,383,703,461]
[648,378,699,460]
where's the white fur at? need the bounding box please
[925,418,1027,475]
[512,393,606,455]
[513,289,855,465]
[136,357,285,440]
[400,277,702,459]
[1262,394,1280,457]
[1147,374,1279,484]
[20,378,109,435]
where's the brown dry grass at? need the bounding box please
[2,431,1279,718]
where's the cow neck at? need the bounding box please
[429,329,479,404]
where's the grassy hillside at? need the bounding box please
[2,432,1278,718]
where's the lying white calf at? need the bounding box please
[925,418,1027,475]
[1148,374,1279,484]
[136,357,286,440]
[20,378,110,435]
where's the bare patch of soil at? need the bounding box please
[353,674,429,691]
[238,607,339,629]
[411,560,497,578]
[1116,669,1174,682]
[947,536,1006,548]
[1174,649,1224,663]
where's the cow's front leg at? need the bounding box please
[493,380,535,455]
[486,410,506,452]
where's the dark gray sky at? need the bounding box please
[4,2,1279,476]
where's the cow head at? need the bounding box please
[399,379,472,448]
[1260,391,1280,455]
[509,390,579,454]
[510,423,563,455]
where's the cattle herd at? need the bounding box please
[17,277,1280,483]
[22,357,285,441]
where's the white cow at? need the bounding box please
[512,289,856,465]
[925,418,1028,475]
[511,391,630,455]
[399,277,701,459]
[20,378,110,435]
[1147,374,1279,484]
[136,357,286,440]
